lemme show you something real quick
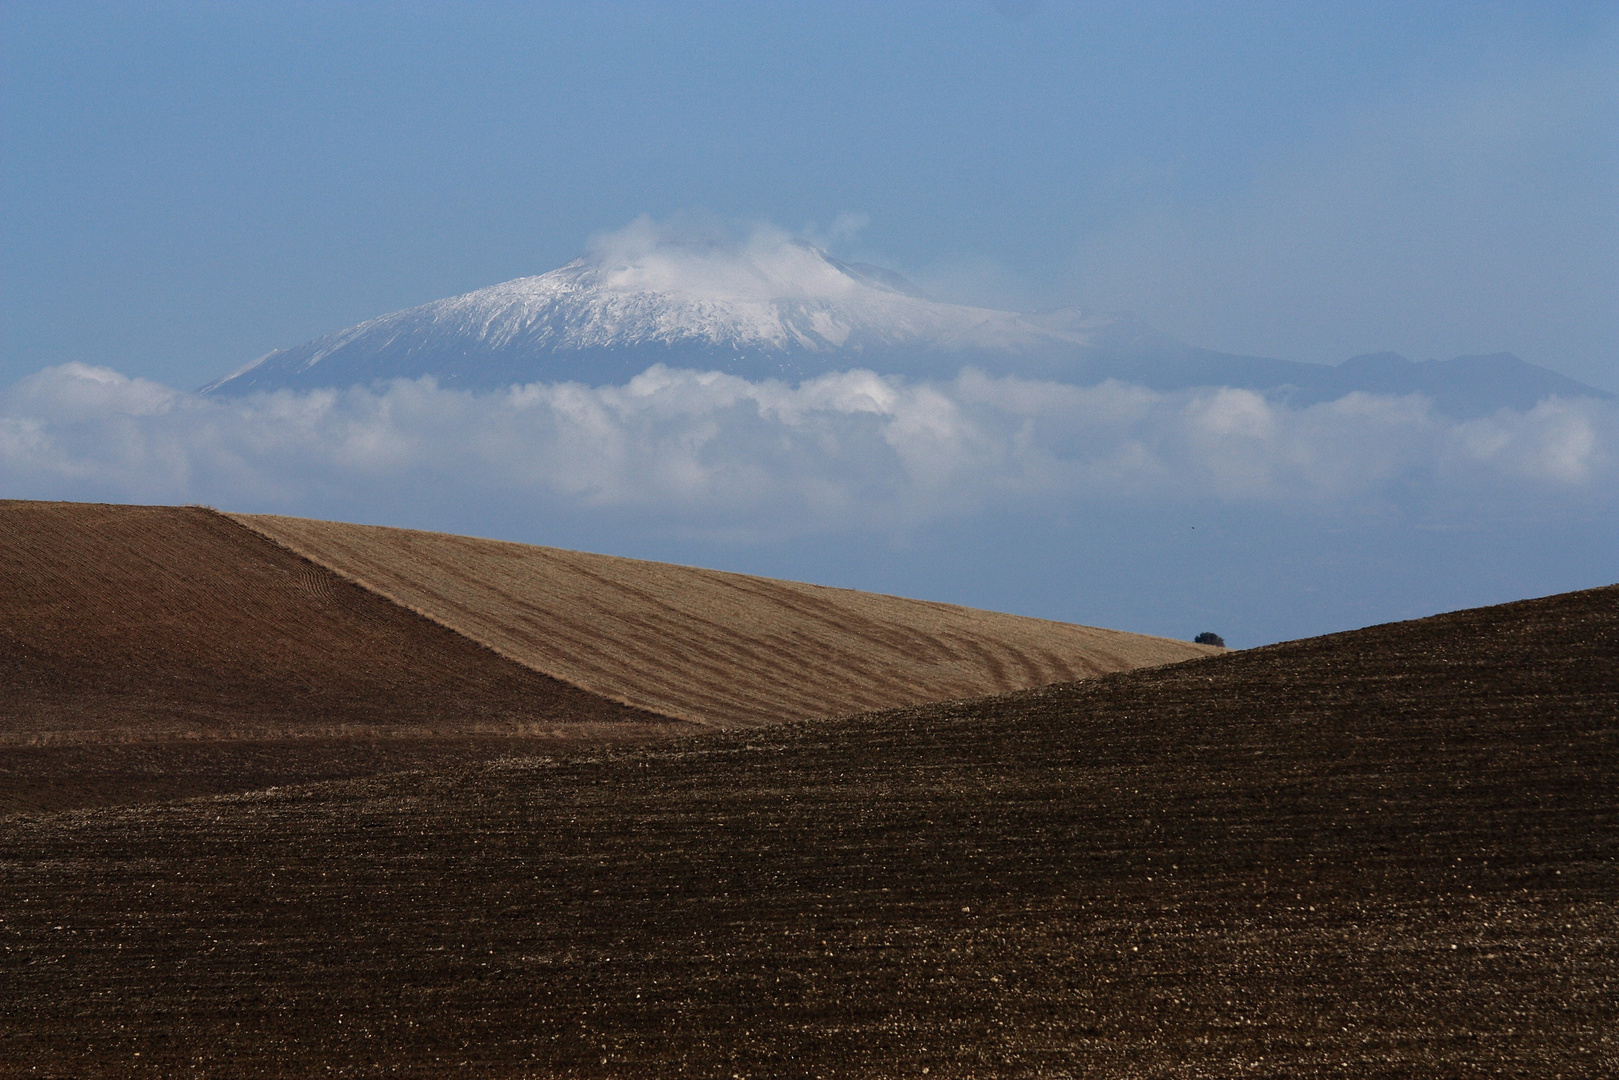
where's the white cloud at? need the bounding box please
[584,216,866,304]
[2,362,1613,540]
[1446,397,1607,487]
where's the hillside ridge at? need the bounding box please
[0,500,689,814]
[3,499,1208,813]
[231,511,1217,727]
[216,509,703,726]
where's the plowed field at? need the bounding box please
[2,583,1613,1077]
[3,500,1201,813]
[0,501,688,812]
[235,513,1215,726]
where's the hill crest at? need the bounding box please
[231,511,1215,727]
[2,499,1212,812]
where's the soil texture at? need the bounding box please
[235,512,1216,726]
[0,501,689,813]
[1,583,1614,1077]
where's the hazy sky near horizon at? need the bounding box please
[3,1,1615,392]
[5,358,1614,647]
[3,2,1616,646]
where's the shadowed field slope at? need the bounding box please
[2,585,1613,1077]
[235,513,1216,726]
[0,501,687,813]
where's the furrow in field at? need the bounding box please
[232,512,1218,726]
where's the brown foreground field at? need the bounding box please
[1,583,1613,1077]
[235,513,1215,726]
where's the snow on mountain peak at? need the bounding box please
[204,230,1099,393]
[593,234,871,302]
[436,232,1044,355]
[197,223,1608,418]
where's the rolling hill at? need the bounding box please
[0,499,1208,813]
[1,582,1612,1076]
[0,501,686,813]
[233,512,1209,728]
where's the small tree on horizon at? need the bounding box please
[1194,631,1226,648]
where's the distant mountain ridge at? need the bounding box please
[204,240,1091,391]
[204,237,1609,418]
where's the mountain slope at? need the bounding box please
[235,512,1216,727]
[3,583,1612,1075]
[203,242,1088,391]
[203,237,1609,417]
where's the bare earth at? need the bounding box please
[2,500,1204,813]
[0,501,689,813]
[0,584,1612,1076]
[234,512,1215,726]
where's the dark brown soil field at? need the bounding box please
[0,501,690,813]
[2,583,1613,1077]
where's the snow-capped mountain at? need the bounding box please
[204,240,1108,393]
[204,235,1608,417]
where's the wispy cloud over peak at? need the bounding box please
[583,217,871,303]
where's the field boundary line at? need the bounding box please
[211,508,709,728]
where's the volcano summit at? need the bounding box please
[203,237,1106,393]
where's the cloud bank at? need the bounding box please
[4,362,1611,540]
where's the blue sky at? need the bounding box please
[2,2,1615,645]
[4,2,1613,389]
